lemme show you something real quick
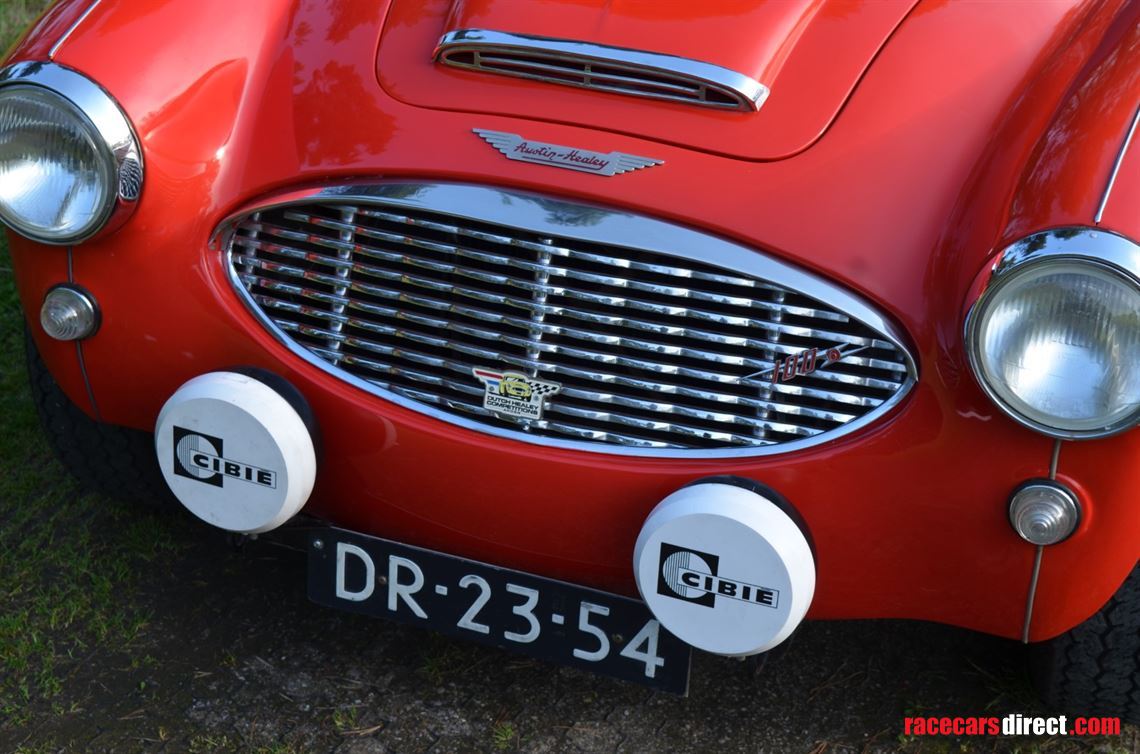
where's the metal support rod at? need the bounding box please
[1022,438,1062,643]
[1022,545,1044,643]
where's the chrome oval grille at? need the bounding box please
[221,183,916,457]
[434,30,769,112]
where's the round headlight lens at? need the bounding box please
[0,84,116,243]
[968,258,1140,436]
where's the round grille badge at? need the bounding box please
[155,372,317,534]
[633,482,816,656]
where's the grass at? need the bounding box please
[0,0,47,59]
[420,635,471,684]
[0,4,185,728]
[188,733,234,753]
[491,720,519,751]
[331,705,360,733]
[12,744,57,754]
[0,232,181,729]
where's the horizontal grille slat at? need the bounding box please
[234,236,886,350]
[335,207,784,295]
[267,297,880,414]
[310,331,853,427]
[239,259,904,381]
[280,210,816,310]
[251,278,892,409]
[225,185,916,456]
[241,267,905,392]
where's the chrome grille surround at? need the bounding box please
[217,183,917,458]
[434,30,769,112]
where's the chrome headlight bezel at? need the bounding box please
[0,61,143,245]
[965,228,1140,439]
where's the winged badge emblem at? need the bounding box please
[474,129,663,177]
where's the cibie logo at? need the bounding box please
[657,542,779,609]
[172,426,277,489]
[472,368,561,420]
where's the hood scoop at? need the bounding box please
[434,29,769,112]
[377,0,920,160]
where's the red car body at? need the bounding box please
[6,0,1139,648]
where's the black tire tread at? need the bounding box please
[26,328,175,508]
[1032,564,1140,723]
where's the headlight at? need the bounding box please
[0,62,142,244]
[966,229,1140,438]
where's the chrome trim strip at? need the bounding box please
[75,340,100,420]
[0,61,143,245]
[965,227,1140,440]
[49,0,102,60]
[992,227,1140,283]
[217,182,917,458]
[1094,104,1140,225]
[434,30,769,113]
[1023,439,1064,642]
[66,245,101,420]
[1021,545,1044,644]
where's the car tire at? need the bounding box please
[26,326,176,509]
[1031,564,1140,723]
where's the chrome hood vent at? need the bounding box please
[434,30,769,112]
[221,183,916,458]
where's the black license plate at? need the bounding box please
[307,528,690,694]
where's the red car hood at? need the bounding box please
[378,0,918,160]
[40,0,1123,303]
